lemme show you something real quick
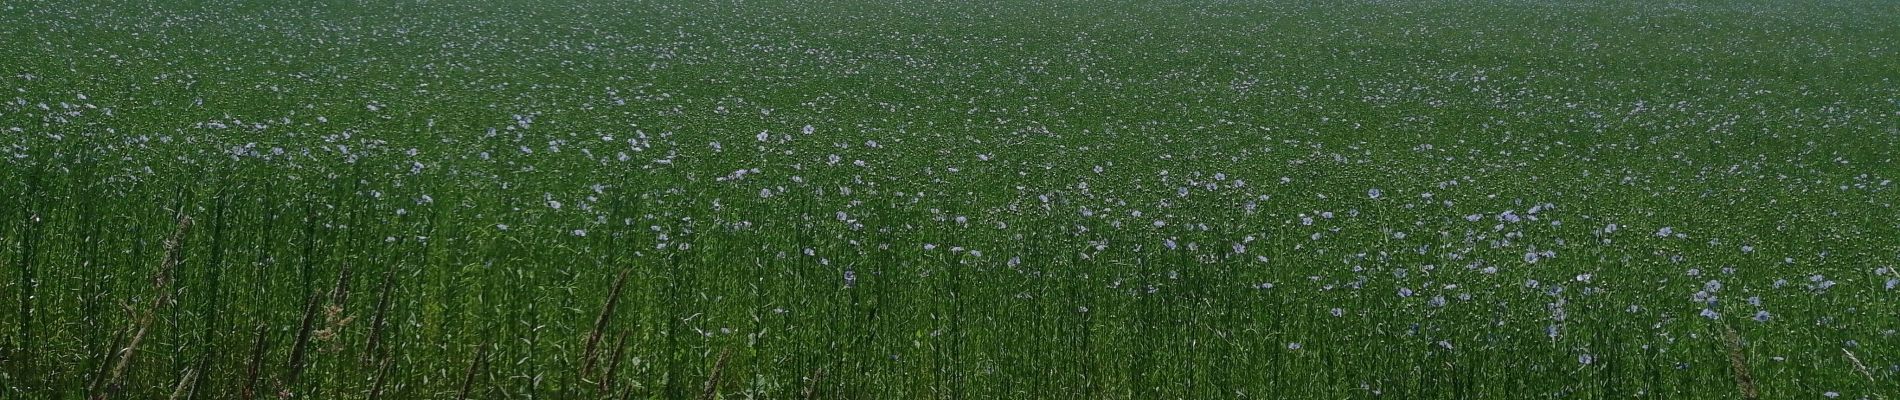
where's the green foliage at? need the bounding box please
[1,0,1897,398]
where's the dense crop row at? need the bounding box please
[3,0,1897,398]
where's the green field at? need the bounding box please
[3,0,1898,398]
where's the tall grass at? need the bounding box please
[3,0,1899,398]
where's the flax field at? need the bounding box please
[2,0,1899,398]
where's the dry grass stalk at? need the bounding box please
[167,369,198,400]
[363,266,399,365]
[801,367,827,400]
[1722,325,1760,400]
[368,356,395,400]
[599,329,632,394]
[241,324,270,400]
[89,214,192,400]
[1841,348,1887,400]
[582,269,633,380]
[281,291,323,396]
[455,345,490,400]
[698,348,734,400]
